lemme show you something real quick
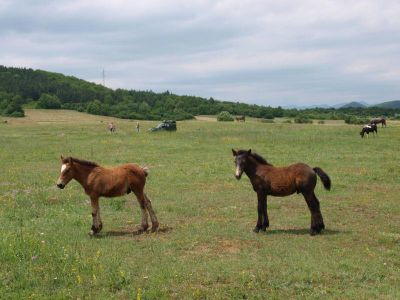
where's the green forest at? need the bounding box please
[1,65,399,121]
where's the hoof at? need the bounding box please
[309,229,318,236]
[253,226,261,233]
[309,227,322,236]
[151,222,159,232]
[137,225,148,234]
[90,224,102,236]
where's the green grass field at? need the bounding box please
[1,110,399,299]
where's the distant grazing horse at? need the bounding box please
[360,123,377,138]
[370,117,386,127]
[235,115,246,122]
[232,149,331,235]
[56,156,159,235]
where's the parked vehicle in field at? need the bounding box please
[149,120,177,132]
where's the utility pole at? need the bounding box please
[102,69,105,86]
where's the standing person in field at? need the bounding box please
[108,122,116,133]
[136,121,140,133]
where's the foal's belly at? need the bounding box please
[268,183,297,196]
[96,181,130,197]
[269,187,297,197]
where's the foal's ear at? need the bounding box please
[232,149,237,156]
[248,149,252,154]
[60,155,64,160]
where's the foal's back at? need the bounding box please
[257,163,316,196]
[87,163,147,197]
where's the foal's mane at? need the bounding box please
[237,150,273,166]
[63,157,99,168]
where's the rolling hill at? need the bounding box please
[0,65,283,120]
[1,65,399,120]
[373,100,400,109]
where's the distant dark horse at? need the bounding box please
[360,123,377,138]
[232,149,331,235]
[370,117,386,127]
[235,115,246,122]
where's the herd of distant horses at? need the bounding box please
[360,117,386,138]
[56,116,387,237]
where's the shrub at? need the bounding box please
[318,120,325,124]
[3,96,25,117]
[86,100,104,115]
[36,93,61,109]
[294,117,312,124]
[344,116,370,125]
[217,111,234,121]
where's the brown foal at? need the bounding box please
[56,156,159,235]
[232,149,331,236]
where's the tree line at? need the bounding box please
[1,66,399,121]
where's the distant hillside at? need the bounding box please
[373,100,400,109]
[0,65,284,120]
[339,101,367,108]
[1,65,399,120]
[332,101,368,109]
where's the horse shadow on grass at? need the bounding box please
[93,225,173,239]
[264,228,345,236]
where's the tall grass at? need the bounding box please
[0,110,399,299]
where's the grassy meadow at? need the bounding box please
[0,109,399,299]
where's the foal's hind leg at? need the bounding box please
[89,196,103,236]
[303,192,325,236]
[134,191,149,233]
[144,194,159,232]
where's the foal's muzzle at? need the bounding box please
[57,183,65,189]
[235,172,242,180]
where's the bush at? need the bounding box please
[3,95,25,117]
[294,117,312,124]
[318,120,325,124]
[86,100,104,115]
[344,116,370,125]
[8,111,25,117]
[36,93,61,109]
[217,111,234,121]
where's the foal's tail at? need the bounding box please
[141,166,149,177]
[313,167,331,191]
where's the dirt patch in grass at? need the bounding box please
[195,116,217,122]
[183,238,258,258]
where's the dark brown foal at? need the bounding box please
[232,149,331,236]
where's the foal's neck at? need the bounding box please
[244,157,263,178]
[73,163,97,188]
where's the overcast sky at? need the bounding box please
[1,0,400,106]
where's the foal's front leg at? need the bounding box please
[262,195,269,231]
[89,196,103,236]
[254,191,267,233]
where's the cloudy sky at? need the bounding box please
[1,0,400,106]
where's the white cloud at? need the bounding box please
[1,0,400,106]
